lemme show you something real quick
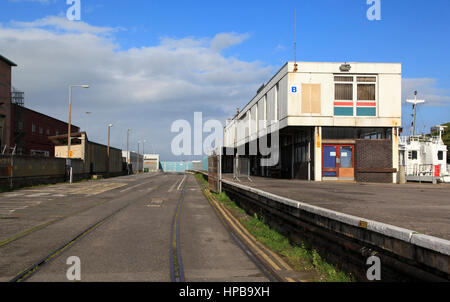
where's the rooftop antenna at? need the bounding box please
[406,90,425,136]
[293,9,298,72]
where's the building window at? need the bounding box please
[408,150,418,160]
[46,128,50,136]
[32,123,36,134]
[39,126,43,136]
[334,75,377,117]
[438,151,444,161]
[55,130,59,136]
[18,121,23,131]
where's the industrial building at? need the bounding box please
[143,154,160,172]
[122,151,144,173]
[51,132,124,177]
[223,62,402,183]
[0,55,80,157]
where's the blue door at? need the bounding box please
[323,146,337,177]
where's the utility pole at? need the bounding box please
[107,124,113,175]
[406,91,425,136]
[126,129,130,174]
[137,141,141,173]
[142,139,146,173]
[67,84,89,183]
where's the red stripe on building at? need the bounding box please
[334,102,354,106]
[356,102,376,107]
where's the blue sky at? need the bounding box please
[0,0,449,160]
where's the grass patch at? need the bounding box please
[195,173,353,282]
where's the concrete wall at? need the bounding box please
[0,155,85,189]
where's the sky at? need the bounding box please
[0,0,449,160]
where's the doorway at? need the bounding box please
[322,145,355,181]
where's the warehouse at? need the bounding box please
[51,132,124,177]
[143,154,160,172]
[223,62,401,183]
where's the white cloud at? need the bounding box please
[0,16,273,159]
[9,0,56,4]
[402,78,450,106]
[10,15,119,34]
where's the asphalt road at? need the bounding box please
[0,173,268,282]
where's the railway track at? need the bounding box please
[7,173,285,282]
[193,174,284,282]
[0,173,160,250]
[169,175,186,282]
[8,175,163,282]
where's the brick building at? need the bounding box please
[0,54,79,157]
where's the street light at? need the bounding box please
[67,84,89,183]
[107,124,113,174]
[85,112,92,133]
[137,140,141,173]
[142,139,147,173]
[126,129,131,174]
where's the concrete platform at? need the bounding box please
[223,174,450,240]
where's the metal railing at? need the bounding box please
[233,157,252,182]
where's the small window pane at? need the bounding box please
[438,151,443,160]
[334,76,353,82]
[357,77,376,82]
[412,151,418,160]
[335,84,353,100]
[357,84,375,100]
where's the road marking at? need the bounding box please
[120,183,145,193]
[177,175,187,191]
[168,177,182,193]
[27,193,51,197]
[209,193,282,271]
[2,193,25,198]
[217,200,293,271]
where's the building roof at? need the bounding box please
[0,55,17,67]
[49,132,87,145]
[12,103,80,129]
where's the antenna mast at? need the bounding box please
[406,90,425,136]
[293,9,298,72]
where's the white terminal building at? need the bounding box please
[223,62,402,183]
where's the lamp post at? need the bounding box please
[137,140,141,173]
[67,84,89,183]
[85,111,92,133]
[142,139,146,173]
[126,129,131,174]
[107,124,113,174]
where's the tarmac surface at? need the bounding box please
[0,173,268,282]
[223,174,450,240]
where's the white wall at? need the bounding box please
[224,62,402,147]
